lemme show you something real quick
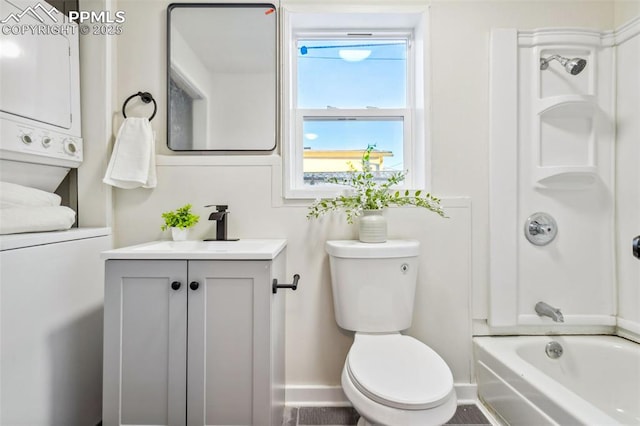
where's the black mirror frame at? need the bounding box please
[166,3,278,152]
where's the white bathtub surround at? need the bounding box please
[615,17,640,343]
[474,336,640,425]
[487,17,640,342]
[488,25,626,333]
[618,318,640,343]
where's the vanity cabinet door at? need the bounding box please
[186,260,272,426]
[104,260,188,426]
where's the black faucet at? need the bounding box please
[205,205,237,241]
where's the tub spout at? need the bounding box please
[535,301,564,322]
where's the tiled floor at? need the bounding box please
[283,404,491,426]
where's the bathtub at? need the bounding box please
[474,336,640,425]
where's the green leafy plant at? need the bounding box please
[307,145,446,223]
[161,204,200,230]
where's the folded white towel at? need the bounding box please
[103,117,157,189]
[0,206,76,235]
[0,181,62,208]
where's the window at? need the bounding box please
[282,8,429,199]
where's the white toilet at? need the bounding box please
[326,240,457,426]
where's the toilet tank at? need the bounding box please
[325,240,420,333]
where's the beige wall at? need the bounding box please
[78,0,116,228]
[90,0,618,390]
[616,0,640,26]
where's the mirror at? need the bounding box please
[167,3,277,151]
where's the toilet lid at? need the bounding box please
[346,334,454,410]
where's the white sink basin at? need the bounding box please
[102,239,286,260]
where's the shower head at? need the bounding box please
[563,57,587,75]
[539,55,587,75]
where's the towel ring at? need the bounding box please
[122,91,157,121]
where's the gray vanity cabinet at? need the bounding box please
[103,260,187,426]
[103,255,285,426]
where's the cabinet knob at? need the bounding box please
[190,281,200,291]
[171,281,181,291]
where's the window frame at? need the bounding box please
[282,7,429,200]
[295,109,413,190]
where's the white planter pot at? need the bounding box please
[171,227,190,241]
[358,210,387,243]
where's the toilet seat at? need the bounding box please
[346,333,454,410]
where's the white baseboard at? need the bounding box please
[285,383,478,407]
[454,383,479,404]
[285,385,351,407]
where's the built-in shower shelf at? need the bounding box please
[537,94,598,118]
[535,166,600,189]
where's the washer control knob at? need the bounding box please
[21,134,33,145]
[42,136,52,148]
[63,139,78,156]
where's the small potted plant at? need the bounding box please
[161,203,200,241]
[307,145,446,243]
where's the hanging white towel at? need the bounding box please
[103,117,157,189]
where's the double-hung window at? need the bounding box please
[283,8,429,199]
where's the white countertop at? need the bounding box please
[102,239,287,260]
[0,227,112,251]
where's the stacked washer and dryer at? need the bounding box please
[0,0,110,424]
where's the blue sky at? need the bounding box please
[297,39,406,171]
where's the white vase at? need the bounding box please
[358,210,387,243]
[171,227,190,241]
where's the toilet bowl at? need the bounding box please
[326,240,457,426]
[342,333,456,426]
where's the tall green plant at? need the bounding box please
[307,146,446,223]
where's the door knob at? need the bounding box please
[190,281,200,291]
[171,281,181,291]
